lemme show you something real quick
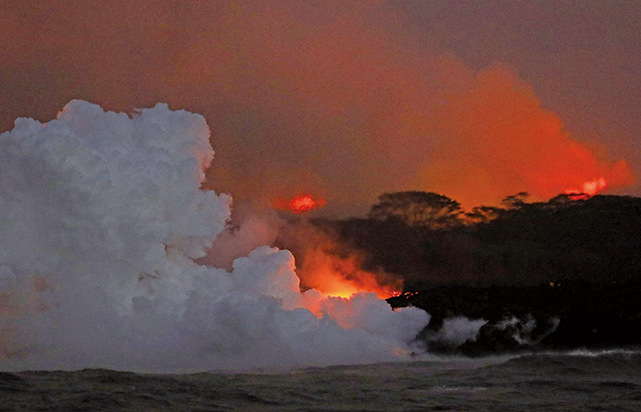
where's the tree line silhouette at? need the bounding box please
[312,191,641,288]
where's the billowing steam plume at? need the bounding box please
[0,101,428,373]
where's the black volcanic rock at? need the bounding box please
[389,279,641,355]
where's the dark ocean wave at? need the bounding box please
[2,352,641,411]
[496,349,641,372]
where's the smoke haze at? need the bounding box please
[1,1,637,215]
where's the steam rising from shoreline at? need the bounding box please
[0,101,428,373]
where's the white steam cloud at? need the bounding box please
[0,101,428,373]
[433,317,487,345]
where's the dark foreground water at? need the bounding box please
[2,350,640,411]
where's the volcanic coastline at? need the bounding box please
[388,279,641,356]
[303,193,641,357]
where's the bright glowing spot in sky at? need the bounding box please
[290,195,321,213]
[564,177,608,200]
[274,194,326,214]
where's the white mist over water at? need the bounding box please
[0,101,429,373]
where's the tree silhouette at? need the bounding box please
[466,205,503,224]
[368,191,462,229]
[501,192,529,209]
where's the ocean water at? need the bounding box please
[2,350,640,411]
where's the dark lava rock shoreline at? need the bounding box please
[388,279,641,357]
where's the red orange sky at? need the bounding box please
[2,0,639,216]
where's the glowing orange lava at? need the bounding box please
[298,249,401,300]
[564,177,608,200]
[300,267,401,321]
[314,272,399,300]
